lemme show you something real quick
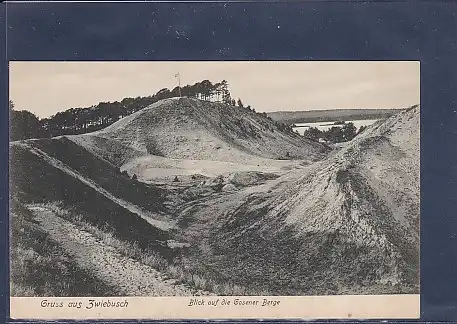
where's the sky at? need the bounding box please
[9,61,420,118]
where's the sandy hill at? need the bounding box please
[70,98,329,166]
[178,105,420,295]
[9,96,419,297]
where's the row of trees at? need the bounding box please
[10,79,241,141]
[302,122,367,143]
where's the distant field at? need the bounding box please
[293,119,379,135]
[267,108,401,125]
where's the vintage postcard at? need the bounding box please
[9,61,420,320]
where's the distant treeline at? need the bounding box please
[268,109,401,125]
[10,80,257,141]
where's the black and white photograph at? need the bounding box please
[9,61,420,298]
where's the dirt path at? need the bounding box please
[28,205,204,296]
[21,142,174,231]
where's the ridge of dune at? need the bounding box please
[183,106,420,295]
[70,97,329,165]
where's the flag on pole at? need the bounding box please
[175,73,182,97]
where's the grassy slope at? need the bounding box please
[9,138,190,295]
[10,143,171,255]
[30,137,165,213]
[194,195,412,296]
[10,199,119,296]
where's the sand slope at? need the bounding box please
[9,98,419,296]
[178,105,420,295]
[69,98,329,178]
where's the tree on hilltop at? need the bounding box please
[200,80,215,101]
[221,80,232,104]
[10,79,242,140]
[214,82,223,102]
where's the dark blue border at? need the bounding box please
[3,1,457,322]
[1,1,9,323]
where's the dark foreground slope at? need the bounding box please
[10,137,172,249]
[9,136,180,295]
[177,106,420,295]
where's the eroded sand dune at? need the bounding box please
[10,99,419,296]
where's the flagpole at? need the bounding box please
[175,73,182,97]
